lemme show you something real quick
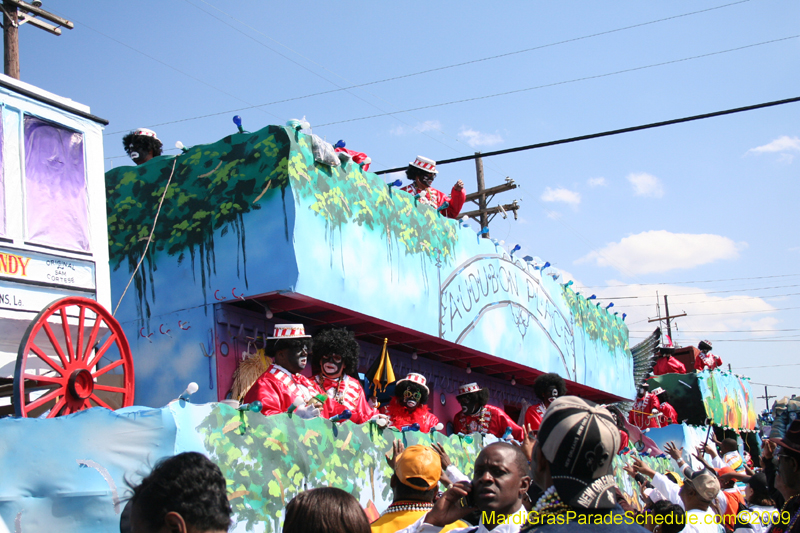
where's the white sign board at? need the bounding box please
[0,279,96,314]
[0,246,96,291]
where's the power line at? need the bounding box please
[749,382,800,391]
[585,283,800,300]
[736,363,800,370]
[57,13,283,124]
[617,291,800,308]
[344,35,800,141]
[577,273,800,289]
[104,0,753,136]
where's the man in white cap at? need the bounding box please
[244,324,346,419]
[122,128,163,165]
[453,382,523,440]
[401,156,466,219]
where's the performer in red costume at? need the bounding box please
[380,373,440,432]
[652,347,687,376]
[400,156,466,219]
[523,373,567,433]
[652,388,678,427]
[694,340,723,371]
[452,382,523,440]
[628,382,661,430]
[244,324,346,419]
[311,328,388,425]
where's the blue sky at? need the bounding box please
[19,0,800,403]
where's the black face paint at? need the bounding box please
[403,389,422,409]
[277,341,310,374]
[320,353,344,378]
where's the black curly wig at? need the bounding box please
[130,451,231,531]
[122,131,163,161]
[311,328,360,377]
[395,379,429,405]
[533,372,567,402]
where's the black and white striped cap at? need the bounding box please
[537,396,620,509]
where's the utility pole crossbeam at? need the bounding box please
[647,295,687,345]
[2,0,72,79]
[758,385,776,412]
[468,153,520,237]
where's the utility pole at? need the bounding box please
[647,295,687,345]
[461,153,519,238]
[758,385,776,412]
[2,0,73,80]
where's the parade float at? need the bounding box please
[0,75,753,533]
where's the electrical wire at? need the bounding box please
[583,283,800,300]
[105,0,755,135]
[576,273,800,288]
[334,35,800,136]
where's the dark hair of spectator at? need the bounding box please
[395,379,429,405]
[130,452,231,532]
[648,500,686,533]
[665,471,681,485]
[283,487,370,533]
[311,328,360,377]
[122,132,163,159]
[484,441,530,478]
[720,438,738,453]
[533,373,566,402]
[606,405,628,431]
[392,474,438,502]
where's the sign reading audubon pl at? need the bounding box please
[0,246,95,291]
[438,254,575,378]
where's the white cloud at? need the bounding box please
[576,230,746,275]
[587,177,607,187]
[585,279,780,344]
[627,172,664,197]
[458,127,504,148]
[748,136,800,163]
[748,135,800,154]
[389,120,442,136]
[541,187,581,207]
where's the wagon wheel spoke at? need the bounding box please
[29,343,66,376]
[59,307,75,363]
[42,321,69,368]
[25,388,61,413]
[82,315,105,362]
[92,359,125,379]
[86,334,117,370]
[22,373,64,385]
[89,394,113,410]
[45,396,67,419]
[93,384,126,394]
[75,305,86,363]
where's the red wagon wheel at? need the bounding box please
[13,296,134,418]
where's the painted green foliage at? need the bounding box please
[106,125,459,319]
[562,286,629,355]
[105,127,290,318]
[697,370,757,431]
[196,405,483,532]
[286,133,459,264]
[614,453,671,509]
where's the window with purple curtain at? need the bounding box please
[23,115,89,251]
[0,108,5,236]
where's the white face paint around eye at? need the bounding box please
[130,151,140,160]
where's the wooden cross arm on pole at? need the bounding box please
[461,200,520,221]
[464,179,517,203]
[7,0,72,29]
[647,313,687,323]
